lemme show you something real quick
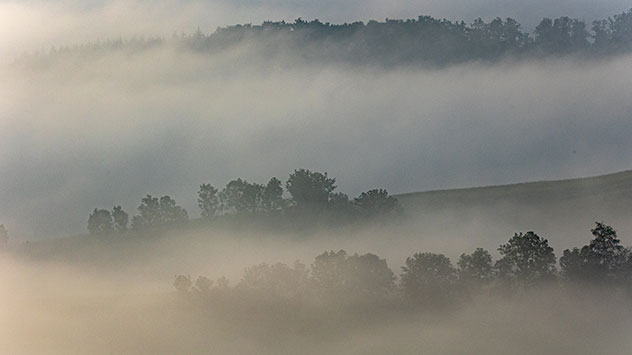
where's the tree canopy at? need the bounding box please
[496,231,556,286]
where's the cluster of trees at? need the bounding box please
[88,196,188,234]
[197,169,399,219]
[28,9,632,67]
[88,169,399,235]
[175,222,632,307]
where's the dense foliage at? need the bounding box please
[175,222,632,309]
[25,9,632,68]
[86,169,399,234]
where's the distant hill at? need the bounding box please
[397,169,632,211]
[19,9,632,68]
[395,169,632,251]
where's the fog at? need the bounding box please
[2,42,632,238]
[3,2,632,352]
[3,234,632,355]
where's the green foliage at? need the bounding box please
[401,252,457,303]
[496,231,556,286]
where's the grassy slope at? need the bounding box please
[395,169,632,249]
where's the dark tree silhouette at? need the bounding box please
[458,248,495,286]
[328,192,354,216]
[560,222,629,283]
[198,183,220,218]
[534,17,590,54]
[592,9,632,53]
[132,195,188,230]
[261,177,286,212]
[353,189,399,217]
[132,195,161,229]
[286,169,337,212]
[401,252,457,304]
[220,179,264,215]
[111,205,128,232]
[496,231,556,286]
[26,9,632,70]
[88,208,113,235]
[160,196,189,224]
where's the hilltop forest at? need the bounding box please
[21,8,632,67]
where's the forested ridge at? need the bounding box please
[19,8,632,67]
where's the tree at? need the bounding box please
[261,177,286,212]
[159,196,189,224]
[132,195,188,230]
[592,9,632,52]
[311,250,395,298]
[174,275,192,294]
[458,248,494,286]
[0,224,8,249]
[111,205,128,232]
[219,179,264,215]
[327,192,355,219]
[286,169,336,212]
[198,183,220,218]
[344,253,396,297]
[560,222,629,283]
[194,276,213,294]
[88,208,113,235]
[353,189,399,217]
[534,17,589,54]
[496,231,556,286]
[400,252,457,304]
[133,195,161,229]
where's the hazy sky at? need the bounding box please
[1,0,632,239]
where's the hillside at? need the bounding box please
[398,169,632,212]
[395,169,632,252]
[12,169,632,277]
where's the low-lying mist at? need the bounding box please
[4,243,632,355]
[2,42,632,239]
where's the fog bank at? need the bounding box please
[2,45,632,238]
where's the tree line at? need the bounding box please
[87,169,399,234]
[24,9,632,68]
[174,222,632,307]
